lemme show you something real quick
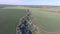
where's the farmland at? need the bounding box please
[0,8,27,34]
[30,7,60,33]
[1,5,60,34]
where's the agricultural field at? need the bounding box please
[30,7,60,33]
[0,8,27,34]
[1,5,60,34]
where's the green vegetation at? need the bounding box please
[1,5,60,34]
[31,8,60,32]
[0,9,27,34]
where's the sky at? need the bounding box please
[0,0,60,5]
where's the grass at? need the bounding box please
[0,9,27,34]
[30,8,60,32]
[1,6,60,34]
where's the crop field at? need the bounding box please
[0,9,27,34]
[1,6,60,34]
[30,8,60,33]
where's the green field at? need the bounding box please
[0,9,27,34]
[30,8,60,32]
[1,6,60,34]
